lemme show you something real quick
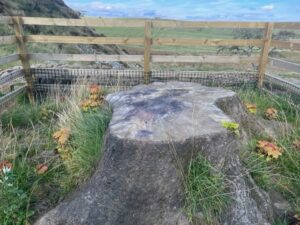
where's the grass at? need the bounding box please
[0,104,59,225]
[185,154,230,224]
[0,99,57,128]
[182,87,300,224]
[237,87,299,123]
[237,87,300,215]
[55,99,111,190]
[242,140,274,190]
[0,86,111,224]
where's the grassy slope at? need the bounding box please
[0,88,111,225]
[238,88,300,216]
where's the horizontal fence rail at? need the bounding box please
[0,16,298,29]
[271,40,300,51]
[0,35,16,45]
[29,53,144,62]
[153,38,264,46]
[29,53,259,64]
[25,36,265,47]
[0,15,299,99]
[25,35,144,45]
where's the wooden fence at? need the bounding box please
[0,16,300,103]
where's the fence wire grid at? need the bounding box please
[1,68,300,105]
[31,68,258,91]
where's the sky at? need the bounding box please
[64,0,300,21]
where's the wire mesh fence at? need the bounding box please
[264,73,300,103]
[150,71,257,86]
[1,67,300,106]
[31,68,258,93]
[0,69,24,85]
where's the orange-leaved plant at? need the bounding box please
[245,103,257,114]
[80,84,104,112]
[53,128,72,161]
[265,107,278,120]
[256,140,283,161]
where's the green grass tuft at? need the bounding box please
[0,99,59,128]
[185,154,230,224]
[242,139,274,190]
[59,106,111,190]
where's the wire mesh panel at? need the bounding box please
[32,68,144,92]
[30,66,300,104]
[264,74,300,104]
[0,69,24,85]
[32,68,258,91]
[264,74,300,95]
[0,85,25,106]
[151,71,257,86]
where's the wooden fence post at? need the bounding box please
[144,21,152,84]
[12,16,35,104]
[258,22,274,88]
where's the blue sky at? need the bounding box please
[64,0,300,21]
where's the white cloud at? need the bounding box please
[81,2,115,11]
[64,0,299,21]
[261,4,274,11]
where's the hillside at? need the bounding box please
[0,0,125,59]
[0,0,80,18]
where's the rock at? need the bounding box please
[35,82,273,225]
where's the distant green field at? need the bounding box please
[95,27,235,39]
[95,27,235,54]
